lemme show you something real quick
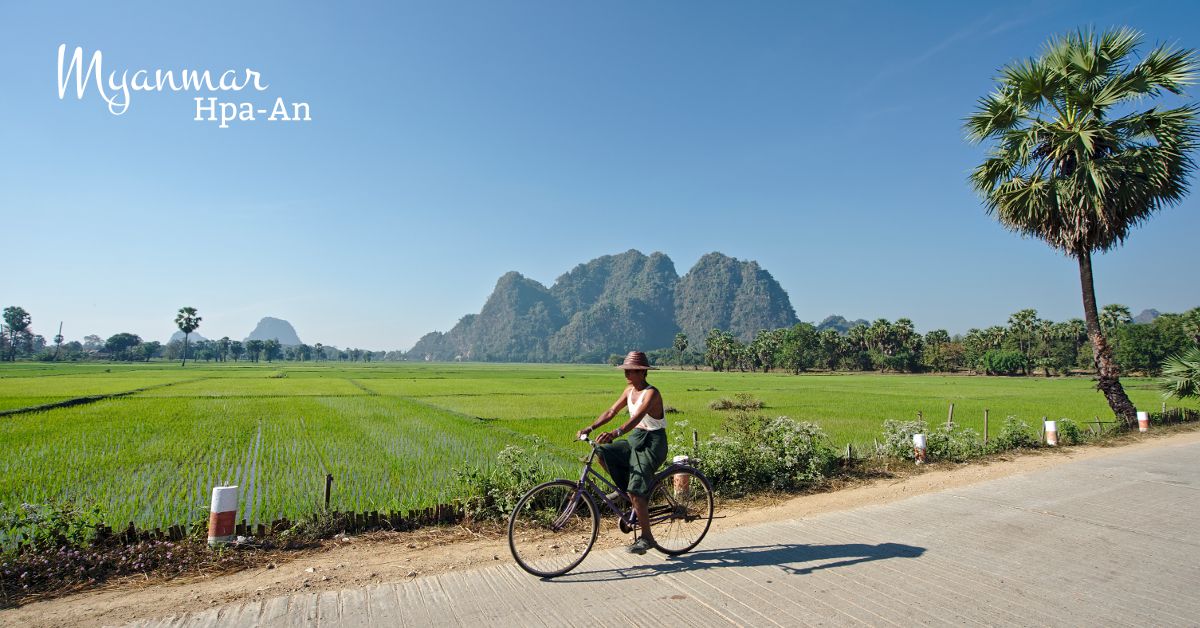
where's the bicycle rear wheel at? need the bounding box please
[646,466,714,555]
[508,480,598,577]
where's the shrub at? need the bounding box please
[879,419,926,460]
[0,502,104,552]
[455,441,552,521]
[709,393,765,411]
[879,419,983,462]
[929,423,984,462]
[978,349,1028,375]
[989,416,1039,451]
[1055,418,1083,445]
[694,412,835,496]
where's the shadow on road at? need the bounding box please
[552,542,925,583]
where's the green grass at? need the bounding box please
[0,361,1193,540]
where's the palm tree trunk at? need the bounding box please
[182,334,189,367]
[1077,250,1137,426]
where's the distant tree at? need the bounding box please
[749,329,781,373]
[1007,309,1040,374]
[966,27,1199,426]
[3,306,31,361]
[82,334,104,352]
[245,339,264,363]
[314,342,324,362]
[817,329,846,370]
[137,341,162,362]
[174,306,202,367]
[105,333,141,361]
[217,337,231,362]
[1100,304,1133,335]
[53,324,64,361]
[229,340,245,362]
[1183,308,1200,347]
[922,329,955,372]
[263,339,282,362]
[673,333,688,368]
[704,329,738,372]
[777,323,818,374]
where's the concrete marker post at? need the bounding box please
[912,434,927,465]
[1138,411,1150,433]
[672,455,690,495]
[1044,420,1058,446]
[208,485,239,547]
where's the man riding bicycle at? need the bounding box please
[576,351,668,555]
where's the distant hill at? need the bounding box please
[245,317,303,346]
[1132,309,1161,324]
[168,331,208,344]
[674,252,797,344]
[816,315,870,334]
[408,250,798,363]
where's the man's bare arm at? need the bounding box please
[577,388,629,439]
[593,387,659,443]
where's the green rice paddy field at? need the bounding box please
[0,362,1193,538]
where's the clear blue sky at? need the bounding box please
[2,1,1198,349]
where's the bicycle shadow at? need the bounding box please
[550,542,925,583]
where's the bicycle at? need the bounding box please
[507,434,714,578]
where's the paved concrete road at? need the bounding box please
[131,440,1200,627]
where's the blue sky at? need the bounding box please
[2,1,1198,349]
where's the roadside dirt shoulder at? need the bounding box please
[5,428,1198,628]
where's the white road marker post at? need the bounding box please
[673,455,690,495]
[1137,411,1150,433]
[912,434,927,465]
[208,485,239,547]
[1044,420,1058,446]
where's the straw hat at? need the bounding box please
[615,351,656,370]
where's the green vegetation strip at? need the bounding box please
[0,362,1194,540]
[0,377,209,418]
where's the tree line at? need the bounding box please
[0,305,397,363]
[643,306,1200,377]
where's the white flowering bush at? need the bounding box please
[694,412,835,496]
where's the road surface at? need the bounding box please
[130,438,1200,627]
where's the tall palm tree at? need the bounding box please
[966,27,1199,426]
[174,306,202,367]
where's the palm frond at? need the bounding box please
[1160,347,1200,399]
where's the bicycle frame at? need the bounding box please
[555,436,684,532]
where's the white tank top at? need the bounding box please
[628,386,666,431]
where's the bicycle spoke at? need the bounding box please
[508,480,598,577]
[647,467,714,555]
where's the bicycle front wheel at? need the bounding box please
[508,480,598,578]
[647,466,714,555]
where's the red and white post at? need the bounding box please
[672,455,690,495]
[1044,420,1058,446]
[912,434,927,464]
[208,485,239,547]
[1137,411,1150,433]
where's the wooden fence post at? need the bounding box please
[947,403,955,427]
[983,409,989,445]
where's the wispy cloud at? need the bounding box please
[852,2,1053,98]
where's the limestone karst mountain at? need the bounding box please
[245,317,303,346]
[408,250,798,362]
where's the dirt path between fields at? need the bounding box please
[5,427,1200,628]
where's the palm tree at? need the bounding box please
[672,332,688,368]
[174,306,202,367]
[1159,347,1200,399]
[966,27,1199,426]
[1099,304,1133,334]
